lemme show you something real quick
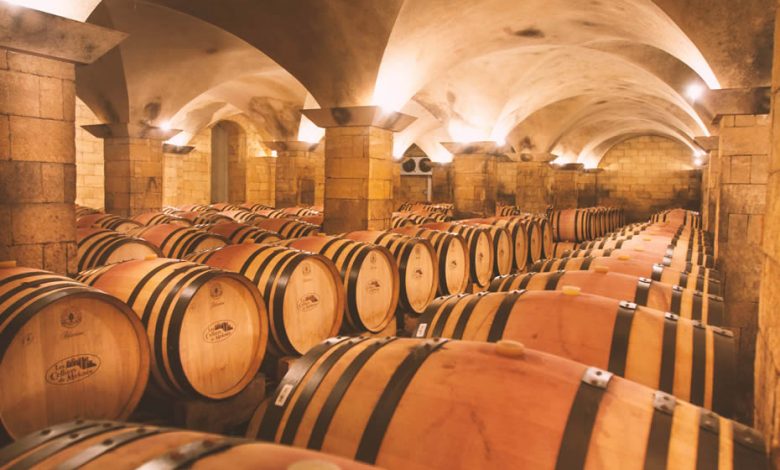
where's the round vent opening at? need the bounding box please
[419,158,432,173]
[401,159,417,172]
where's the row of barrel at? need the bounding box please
[239,208,770,469]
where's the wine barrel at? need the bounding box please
[76,214,142,234]
[534,216,555,259]
[250,337,766,469]
[478,217,529,271]
[581,234,712,256]
[577,240,716,269]
[416,290,735,415]
[253,218,320,239]
[76,258,267,399]
[391,228,470,296]
[565,247,719,276]
[176,203,213,213]
[457,222,512,276]
[77,228,162,271]
[219,209,268,225]
[187,244,344,356]
[0,265,149,441]
[516,217,543,263]
[254,209,288,219]
[421,222,494,288]
[209,202,242,212]
[281,207,322,217]
[0,421,378,470]
[177,211,235,226]
[390,213,430,228]
[342,231,438,315]
[489,270,725,325]
[550,208,593,242]
[652,209,702,229]
[241,202,275,212]
[531,255,722,295]
[549,241,579,258]
[205,222,281,245]
[75,205,101,217]
[132,212,192,227]
[283,236,399,333]
[127,224,227,259]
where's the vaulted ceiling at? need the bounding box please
[12,0,775,164]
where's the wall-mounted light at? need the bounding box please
[685,84,705,102]
[159,121,172,131]
[271,150,278,158]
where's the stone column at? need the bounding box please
[302,106,415,233]
[83,124,179,218]
[715,114,770,423]
[550,164,583,209]
[442,142,504,218]
[515,153,556,213]
[0,6,125,274]
[576,169,600,207]
[265,141,322,208]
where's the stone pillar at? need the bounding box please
[83,124,178,218]
[0,6,124,274]
[265,141,322,208]
[550,165,582,209]
[754,7,780,447]
[302,106,415,233]
[715,114,770,424]
[515,153,556,213]
[442,142,503,218]
[576,169,600,207]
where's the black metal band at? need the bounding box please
[707,295,725,326]
[554,367,613,470]
[731,422,769,469]
[451,292,489,339]
[651,264,664,282]
[711,327,736,417]
[0,421,100,467]
[258,337,349,441]
[545,270,566,291]
[487,290,527,342]
[307,337,398,450]
[643,392,676,470]
[634,278,652,306]
[580,257,594,271]
[135,437,243,470]
[9,422,126,470]
[659,313,678,394]
[354,338,449,464]
[690,322,707,407]
[608,301,636,376]
[670,285,683,315]
[692,291,703,322]
[280,337,369,444]
[56,426,169,470]
[518,272,534,290]
[344,246,372,329]
[695,409,720,470]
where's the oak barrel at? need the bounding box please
[219,210,268,225]
[342,231,438,315]
[205,222,282,245]
[127,224,227,259]
[187,244,344,356]
[531,255,721,295]
[249,337,766,469]
[550,208,593,242]
[490,270,725,325]
[0,421,378,469]
[390,227,470,296]
[416,290,735,415]
[455,221,513,276]
[253,218,320,239]
[568,245,716,271]
[0,265,149,441]
[132,212,193,227]
[76,214,142,234]
[283,236,399,333]
[76,228,162,271]
[421,222,494,288]
[480,217,530,271]
[76,259,267,399]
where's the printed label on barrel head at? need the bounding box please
[60,309,82,329]
[297,292,320,313]
[46,354,101,385]
[203,320,236,343]
[366,279,381,294]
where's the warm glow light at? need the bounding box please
[297,115,325,144]
[685,83,706,102]
[159,121,172,131]
[165,132,190,147]
[1,0,101,21]
[694,158,703,166]
[271,150,278,158]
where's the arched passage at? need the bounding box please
[210,120,247,203]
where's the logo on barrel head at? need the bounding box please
[413,268,424,279]
[369,253,377,265]
[60,310,82,329]
[302,263,312,276]
[449,259,458,270]
[204,320,236,343]
[210,283,223,299]
[46,354,100,385]
[297,292,320,312]
[367,279,381,294]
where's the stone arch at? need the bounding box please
[210,120,247,203]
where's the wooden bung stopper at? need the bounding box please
[495,339,525,358]
[562,285,582,296]
[594,265,610,273]
[0,260,17,268]
[617,254,631,261]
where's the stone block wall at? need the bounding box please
[75,98,104,209]
[163,128,211,206]
[597,136,702,222]
[397,175,430,204]
[247,157,276,207]
[0,49,78,274]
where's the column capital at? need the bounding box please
[262,141,320,152]
[302,106,416,132]
[0,5,126,65]
[518,152,558,163]
[441,141,509,156]
[694,136,720,152]
[82,123,181,141]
